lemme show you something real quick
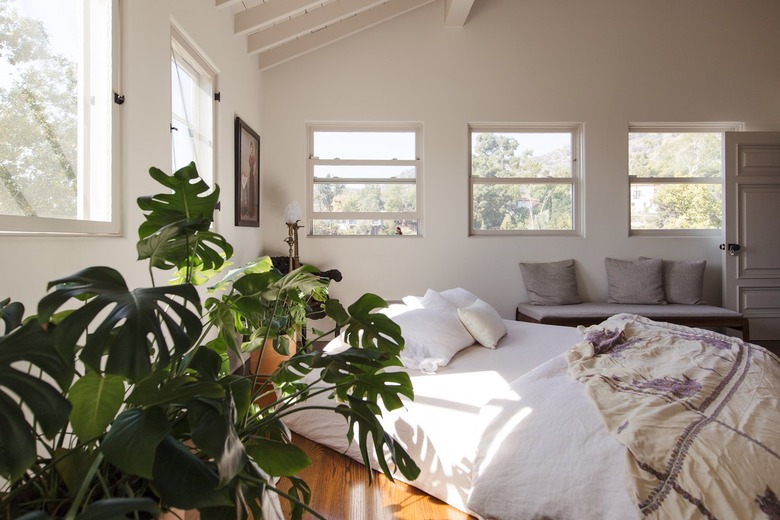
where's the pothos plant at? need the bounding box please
[0,162,419,520]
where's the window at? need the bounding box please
[469,124,581,235]
[0,0,119,235]
[628,123,741,235]
[308,124,421,236]
[171,25,216,187]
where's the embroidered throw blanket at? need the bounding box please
[567,314,780,520]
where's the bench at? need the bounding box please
[516,302,750,342]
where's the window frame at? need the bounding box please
[628,122,743,237]
[0,0,122,236]
[306,122,423,237]
[468,122,583,237]
[170,23,217,189]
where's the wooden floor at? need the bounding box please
[279,434,475,520]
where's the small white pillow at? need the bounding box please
[393,306,476,372]
[457,299,507,349]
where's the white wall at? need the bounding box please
[259,0,780,317]
[1,0,263,312]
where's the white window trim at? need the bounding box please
[468,122,583,237]
[306,122,423,237]
[628,121,744,237]
[0,0,122,237]
[170,22,218,190]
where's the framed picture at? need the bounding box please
[235,116,260,227]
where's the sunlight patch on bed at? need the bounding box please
[479,405,533,470]
[410,370,513,396]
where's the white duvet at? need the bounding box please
[283,320,637,518]
[467,354,637,519]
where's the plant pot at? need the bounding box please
[159,508,199,520]
[249,337,296,408]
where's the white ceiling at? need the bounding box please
[215,0,477,70]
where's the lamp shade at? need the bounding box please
[284,201,301,224]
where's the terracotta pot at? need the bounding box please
[159,509,199,520]
[249,337,296,407]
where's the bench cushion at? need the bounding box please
[517,302,740,321]
[515,302,749,341]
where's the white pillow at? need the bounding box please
[440,287,479,308]
[322,335,350,355]
[401,295,424,309]
[379,303,414,318]
[457,299,508,349]
[420,288,457,310]
[393,306,476,372]
[403,288,480,310]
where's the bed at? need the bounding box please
[283,288,780,520]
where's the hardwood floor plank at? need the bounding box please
[280,434,476,520]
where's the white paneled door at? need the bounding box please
[724,132,780,341]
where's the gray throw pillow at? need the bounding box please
[519,259,582,306]
[641,257,707,305]
[605,257,666,304]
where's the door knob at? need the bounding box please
[719,243,741,256]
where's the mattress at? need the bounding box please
[283,311,780,520]
[282,319,626,515]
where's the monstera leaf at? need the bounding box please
[137,162,219,237]
[0,309,72,482]
[136,163,232,276]
[37,266,202,382]
[0,297,24,333]
[327,294,405,357]
[337,398,420,484]
[276,293,418,484]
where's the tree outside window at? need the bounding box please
[0,0,116,235]
[308,126,421,236]
[470,125,581,235]
[628,124,740,234]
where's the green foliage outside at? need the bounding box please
[471,133,573,231]
[0,0,79,218]
[312,173,417,235]
[629,132,722,230]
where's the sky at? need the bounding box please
[472,131,570,157]
[0,0,78,89]
[15,0,78,57]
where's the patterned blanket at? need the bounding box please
[567,314,780,520]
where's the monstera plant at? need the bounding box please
[0,162,419,519]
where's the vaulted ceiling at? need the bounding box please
[216,0,476,70]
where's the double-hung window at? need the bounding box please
[308,124,421,236]
[171,25,216,187]
[0,0,119,235]
[469,124,582,235]
[628,123,741,235]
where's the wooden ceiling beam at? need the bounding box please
[234,0,325,36]
[216,0,243,8]
[444,0,476,26]
[247,0,386,54]
[258,0,436,70]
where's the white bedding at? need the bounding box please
[283,320,600,515]
[284,308,780,520]
[467,354,638,519]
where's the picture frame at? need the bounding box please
[235,116,260,227]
